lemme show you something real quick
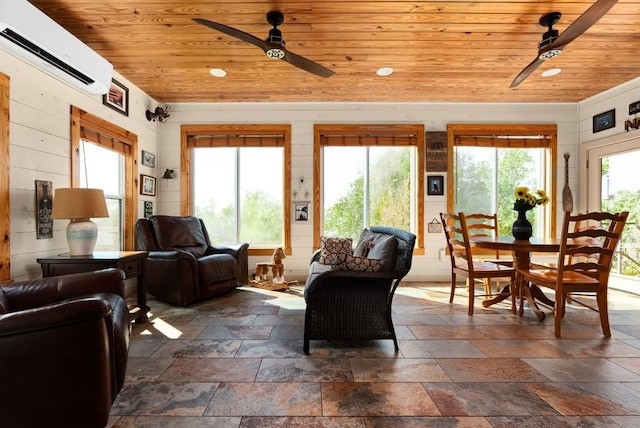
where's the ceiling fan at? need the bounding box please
[510,0,618,88]
[193,11,335,78]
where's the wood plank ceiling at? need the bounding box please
[29,0,640,103]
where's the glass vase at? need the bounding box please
[512,209,532,240]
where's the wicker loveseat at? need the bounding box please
[303,226,416,354]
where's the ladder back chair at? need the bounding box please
[516,211,629,337]
[464,213,512,295]
[440,212,516,315]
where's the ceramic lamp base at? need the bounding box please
[66,218,98,256]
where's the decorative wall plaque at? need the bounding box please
[425,131,447,171]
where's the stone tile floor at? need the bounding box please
[108,282,640,427]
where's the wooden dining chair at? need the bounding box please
[440,212,516,315]
[464,213,512,295]
[516,211,629,337]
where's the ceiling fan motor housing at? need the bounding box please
[539,29,559,49]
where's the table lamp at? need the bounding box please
[51,188,109,256]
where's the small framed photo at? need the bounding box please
[593,109,615,133]
[293,202,309,222]
[103,79,129,116]
[141,150,156,168]
[427,175,444,195]
[140,174,156,196]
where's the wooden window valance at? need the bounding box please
[80,127,132,155]
[454,135,552,148]
[187,134,285,147]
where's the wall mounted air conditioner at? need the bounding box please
[0,0,113,95]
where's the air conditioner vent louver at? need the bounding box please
[1,28,95,85]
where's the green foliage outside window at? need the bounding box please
[323,148,412,241]
[455,147,543,237]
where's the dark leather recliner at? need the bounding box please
[135,215,249,305]
[0,268,130,428]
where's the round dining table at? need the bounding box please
[470,236,568,320]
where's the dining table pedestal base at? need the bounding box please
[471,236,567,322]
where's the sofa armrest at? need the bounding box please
[310,249,321,264]
[1,269,126,311]
[208,242,249,258]
[208,243,250,285]
[0,297,111,337]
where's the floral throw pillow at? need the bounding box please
[335,254,384,272]
[318,236,352,266]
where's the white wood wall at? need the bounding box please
[1,50,159,281]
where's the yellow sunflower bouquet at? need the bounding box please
[513,186,549,212]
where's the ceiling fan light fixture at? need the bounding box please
[539,49,562,61]
[541,68,562,77]
[209,68,227,77]
[376,67,394,76]
[266,48,285,59]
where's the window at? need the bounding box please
[70,107,138,250]
[79,142,124,250]
[314,124,424,252]
[181,125,291,256]
[447,124,557,238]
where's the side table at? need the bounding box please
[37,251,150,323]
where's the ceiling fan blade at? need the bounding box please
[284,50,335,78]
[547,0,618,51]
[193,15,334,78]
[510,57,545,88]
[193,18,270,51]
[511,0,617,88]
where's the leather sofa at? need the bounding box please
[0,268,130,428]
[136,215,249,305]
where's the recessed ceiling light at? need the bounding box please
[209,68,227,77]
[376,67,394,76]
[541,68,561,77]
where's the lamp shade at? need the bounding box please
[51,188,109,220]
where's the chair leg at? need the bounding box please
[468,277,475,316]
[597,291,611,337]
[483,278,492,297]
[449,273,456,304]
[509,277,516,315]
[554,289,563,337]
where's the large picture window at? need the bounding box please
[448,124,557,238]
[314,124,424,252]
[181,125,291,256]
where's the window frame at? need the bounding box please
[0,73,9,282]
[447,123,558,238]
[180,124,292,257]
[313,124,425,254]
[70,107,138,250]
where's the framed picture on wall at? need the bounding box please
[593,109,615,133]
[141,150,156,168]
[293,202,310,222]
[140,174,156,196]
[427,175,444,195]
[103,79,129,116]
